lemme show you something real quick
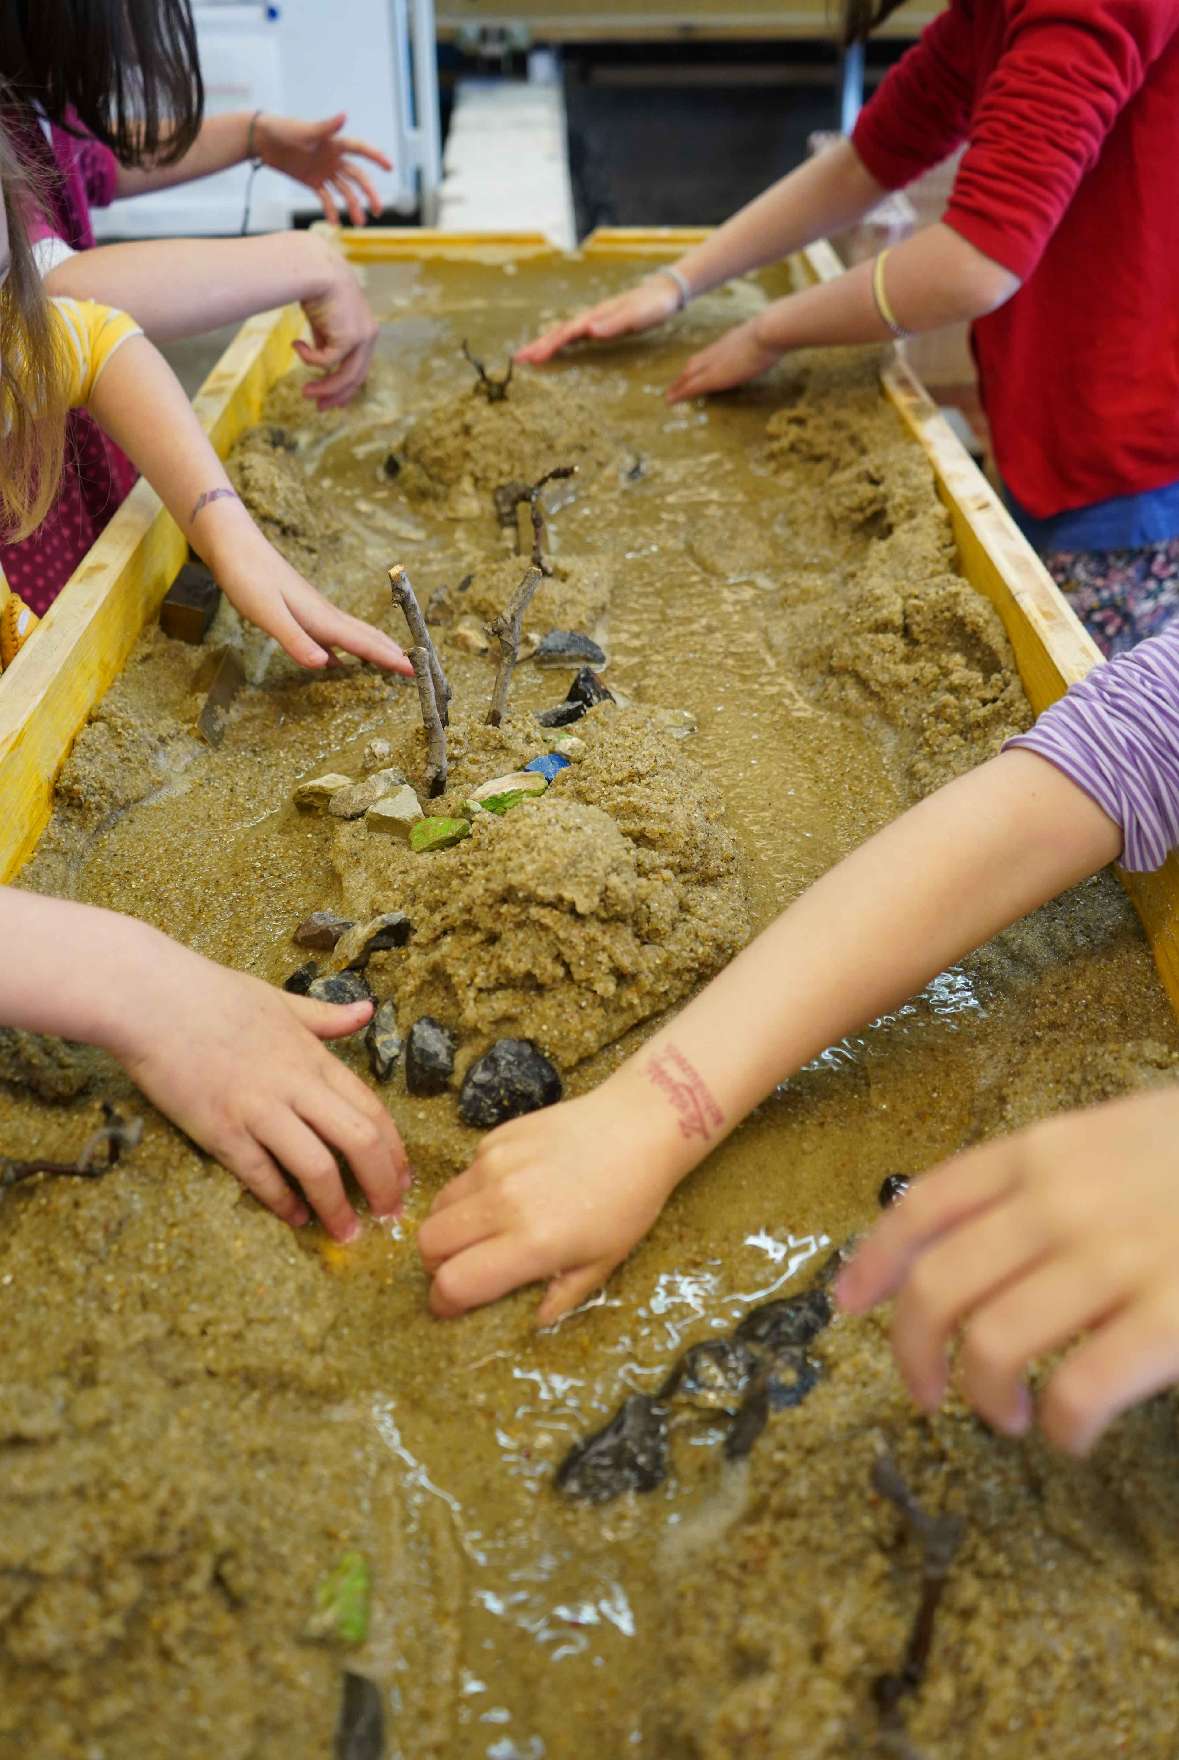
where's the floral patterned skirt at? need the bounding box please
[1044,539,1179,659]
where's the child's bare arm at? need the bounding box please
[0,888,408,1238]
[85,331,411,673]
[46,232,378,409]
[112,110,390,227]
[517,139,886,364]
[418,750,1121,1323]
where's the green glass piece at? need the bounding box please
[409,816,472,853]
[310,1550,371,1645]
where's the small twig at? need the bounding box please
[461,339,513,402]
[487,566,544,728]
[389,564,451,726]
[409,646,447,797]
[1,1105,143,1190]
[491,466,577,571]
[871,1451,964,1735]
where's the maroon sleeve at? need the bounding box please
[77,134,120,210]
[943,0,1179,279]
[851,3,976,191]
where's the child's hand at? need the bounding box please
[295,255,380,409]
[201,509,413,675]
[418,1086,684,1324]
[666,318,781,402]
[837,1087,1179,1455]
[515,274,683,365]
[111,945,410,1240]
[254,112,392,227]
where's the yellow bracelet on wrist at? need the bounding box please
[872,248,911,342]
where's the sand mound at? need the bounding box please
[329,707,749,1071]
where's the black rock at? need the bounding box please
[658,1337,760,1414]
[307,970,372,1007]
[293,911,353,951]
[533,630,607,669]
[878,1173,911,1208]
[457,1039,562,1129]
[556,1394,670,1504]
[735,1287,832,1353]
[724,1378,769,1461]
[566,667,614,709]
[535,699,588,729]
[624,454,645,483]
[405,1017,456,1096]
[382,452,401,480]
[265,425,297,453]
[366,1001,402,1083]
[766,1348,822,1410]
[283,960,319,996]
[334,1671,384,1760]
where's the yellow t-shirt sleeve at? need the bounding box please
[49,298,145,407]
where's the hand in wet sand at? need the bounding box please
[515,274,683,366]
[837,1087,1179,1454]
[111,939,410,1240]
[202,508,413,675]
[666,318,781,403]
[418,1087,683,1324]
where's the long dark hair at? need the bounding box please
[0,0,203,166]
[841,1,911,43]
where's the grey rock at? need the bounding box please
[294,772,353,811]
[307,970,372,1007]
[457,1039,563,1129]
[329,769,406,821]
[404,1017,456,1096]
[365,1001,402,1083]
[533,629,607,668]
[333,912,412,972]
[293,911,353,951]
[361,738,394,773]
[365,784,424,838]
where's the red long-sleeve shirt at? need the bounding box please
[852,0,1179,521]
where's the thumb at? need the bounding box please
[283,995,374,1040]
[536,1261,611,1328]
[312,111,348,139]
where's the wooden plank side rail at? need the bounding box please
[0,303,305,882]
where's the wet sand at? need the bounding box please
[1,255,1177,1759]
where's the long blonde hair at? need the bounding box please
[0,121,68,542]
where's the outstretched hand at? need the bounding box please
[665,318,781,403]
[255,112,392,227]
[418,1089,681,1325]
[837,1087,1179,1455]
[114,946,410,1240]
[515,274,683,366]
[203,509,412,675]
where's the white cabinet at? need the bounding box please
[93,0,440,239]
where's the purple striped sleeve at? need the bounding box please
[1004,620,1179,872]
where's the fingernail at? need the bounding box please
[338,1218,362,1244]
[292,1207,311,1227]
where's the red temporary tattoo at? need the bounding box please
[645,1044,724,1143]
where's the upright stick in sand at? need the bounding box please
[389,564,451,725]
[409,645,448,796]
[487,566,544,728]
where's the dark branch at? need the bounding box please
[461,339,514,402]
[870,1451,964,1743]
[491,465,577,571]
[1,1105,143,1190]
